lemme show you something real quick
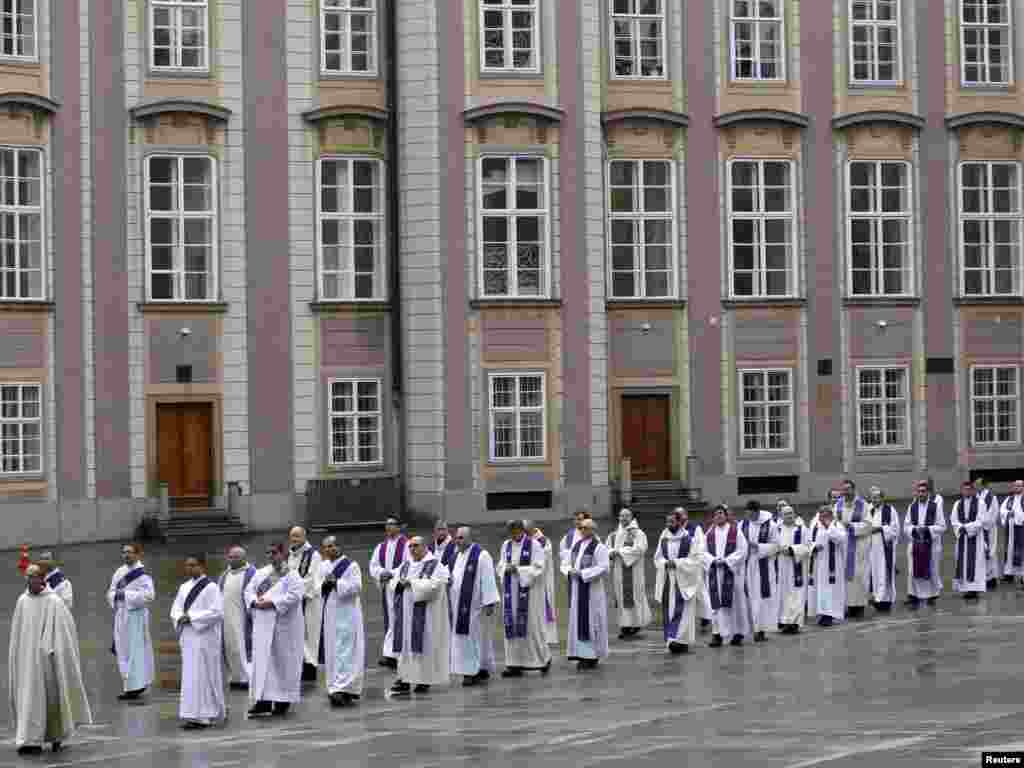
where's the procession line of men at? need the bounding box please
[10,474,1024,754]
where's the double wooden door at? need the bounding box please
[157,403,213,508]
[621,395,671,481]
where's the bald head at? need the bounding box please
[322,535,339,561]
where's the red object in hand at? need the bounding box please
[17,544,29,574]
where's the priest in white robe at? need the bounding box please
[740,501,779,642]
[1001,480,1024,584]
[369,518,409,669]
[497,520,552,677]
[809,505,848,626]
[219,545,256,689]
[106,542,155,700]
[905,481,947,605]
[951,481,989,599]
[9,565,91,755]
[776,506,812,634]
[36,552,72,610]
[834,480,873,618]
[318,536,364,707]
[975,477,1001,587]
[388,537,451,695]
[606,508,652,640]
[670,507,713,633]
[703,504,749,646]
[449,526,498,686]
[245,543,305,717]
[525,521,559,645]
[429,520,458,571]
[287,526,323,682]
[171,555,225,729]
[559,510,590,572]
[562,519,610,671]
[866,487,899,612]
[654,508,706,654]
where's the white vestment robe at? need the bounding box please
[1001,494,1024,577]
[219,565,255,684]
[562,537,610,661]
[654,526,706,647]
[106,563,155,693]
[559,528,582,568]
[835,496,873,608]
[320,557,365,696]
[389,554,451,686]
[496,537,551,669]
[606,521,653,630]
[979,489,1001,580]
[951,497,989,593]
[288,543,323,668]
[449,546,499,676]
[171,577,225,723]
[866,504,900,604]
[532,532,559,645]
[904,500,947,598]
[8,589,92,748]
[741,512,780,633]
[369,537,410,659]
[245,568,304,704]
[809,521,848,620]
[45,570,73,610]
[703,523,750,639]
[777,521,813,627]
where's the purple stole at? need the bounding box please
[453,544,483,636]
[1011,498,1024,569]
[616,528,637,610]
[660,528,692,641]
[910,501,937,580]
[295,546,314,611]
[393,558,439,654]
[750,519,773,599]
[570,538,599,642]
[955,497,979,584]
[46,570,65,590]
[254,571,276,598]
[378,537,407,636]
[183,576,212,613]
[318,557,353,664]
[708,524,738,610]
[979,490,992,557]
[220,565,256,662]
[536,535,554,623]
[111,566,146,655]
[838,496,865,581]
[791,527,804,588]
[503,539,533,639]
[431,539,458,570]
[809,525,838,586]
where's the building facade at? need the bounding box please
[2,0,1024,544]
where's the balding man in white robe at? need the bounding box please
[606,508,652,640]
[809,506,847,626]
[107,542,155,700]
[369,518,409,669]
[449,527,498,686]
[654,508,706,654]
[865,487,899,612]
[905,481,947,606]
[36,552,72,610]
[834,479,872,619]
[776,506,812,633]
[389,537,450,695]
[563,519,610,671]
[525,521,559,645]
[287,527,322,682]
[497,520,552,677]
[740,500,779,642]
[951,481,989,600]
[171,555,225,729]
[704,505,750,647]
[974,478,1001,588]
[318,536,364,707]
[219,545,256,689]
[1001,480,1024,585]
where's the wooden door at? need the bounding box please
[621,395,670,481]
[157,403,213,508]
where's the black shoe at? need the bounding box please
[905,596,920,608]
[182,720,209,730]
[875,602,892,612]
[51,742,62,753]
[617,630,628,640]
[329,692,348,706]
[926,597,937,605]
[477,669,491,681]
[1003,575,1015,583]
[754,631,766,642]
[818,616,834,627]
[16,746,43,755]
[117,688,145,701]
[378,657,397,669]
[847,606,865,619]
[576,659,598,671]
[247,700,273,717]
[987,578,998,589]
[730,634,744,646]
[501,667,524,678]
[302,663,318,682]
[272,702,290,716]
[390,680,411,695]
[964,592,980,601]
[700,618,712,629]
[462,675,479,687]
[540,659,551,676]
[229,681,250,690]
[709,634,723,648]
[668,642,688,655]
[413,684,430,693]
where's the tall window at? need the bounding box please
[609,160,674,298]
[151,0,208,70]
[971,365,1019,445]
[850,0,900,82]
[611,0,665,78]
[729,159,795,298]
[146,155,217,301]
[489,373,545,461]
[329,379,382,466]
[479,156,548,298]
[731,0,784,80]
[960,162,1022,297]
[481,0,538,73]
[848,161,912,296]
[0,0,34,60]
[322,0,377,74]
[319,157,385,300]
[740,369,793,452]
[0,148,42,300]
[0,383,40,474]
[961,0,1012,85]
[856,367,909,450]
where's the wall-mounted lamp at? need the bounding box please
[876,320,888,330]
[640,321,652,335]
[179,327,192,339]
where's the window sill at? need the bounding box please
[609,76,670,83]
[470,298,562,309]
[722,297,807,308]
[737,452,798,459]
[843,296,921,307]
[855,448,913,457]
[319,71,382,81]
[847,81,904,90]
[487,460,549,468]
[479,70,544,80]
[0,300,54,313]
[324,465,388,474]
[310,301,390,314]
[147,69,213,80]
[727,80,790,89]
[958,83,1014,92]
[953,296,1024,306]
[0,59,40,70]
[136,301,229,314]
[606,298,686,309]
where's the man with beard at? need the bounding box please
[497,520,552,677]
[106,542,155,701]
[865,487,899,612]
[319,536,364,707]
[449,526,498,686]
[218,545,256,689]
[654,508,706,654]
[704,505,749,647]
[563,519,610,671]
[171,555,225,729]
[776,505,813,634]
[606,508,652,640]
[287,527,322,682]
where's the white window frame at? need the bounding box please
[320,0,378,76]
[855,365,910,452]
[144,154,219,302]
[846,159,914,297]
[477,155,550,299]
[316,156,386,301]
[149,0,209,72]
[730,0,786,81]
[739,368,794,454]
[970,365,1021,446]
[610,0,667,80]
[0,0,36,61]
[0,145,44,300]
[328,377,384,467]
[959,0,1014,86]
[848,0,902,84]
[726,157,797,299]
[607,158,678,299]
[0,382,41,475]
[488,372,546,462]
[958,160,1024,298]
[480,0,540,74]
